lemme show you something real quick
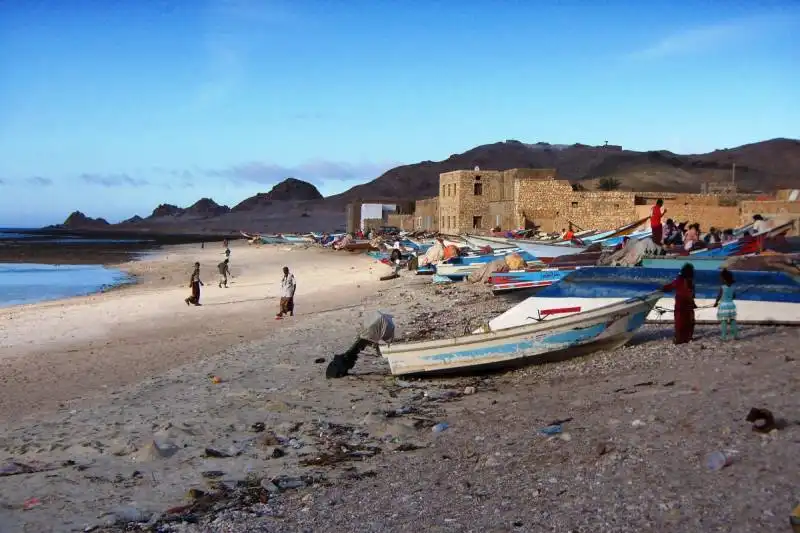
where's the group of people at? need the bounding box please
[650,199,769,252]
[183,242,297,319]
[650,199,742,345]
[662,264,739,345]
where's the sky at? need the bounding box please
[0,0,798,226]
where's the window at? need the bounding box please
[450,216,454,228]
[571,201,578,208]
[496,214,501,227]
[474,182,483,196]
[473,216,482,229]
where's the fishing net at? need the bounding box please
[420,241,445,266]
[504,253,527,271]
[467,258,508,283]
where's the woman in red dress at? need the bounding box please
[661,263,696,344]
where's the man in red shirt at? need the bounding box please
[650,199,667,245]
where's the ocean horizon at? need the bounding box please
[0,227,154,244]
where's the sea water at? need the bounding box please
[0,263,133,307]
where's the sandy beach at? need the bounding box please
[0,243,798,532]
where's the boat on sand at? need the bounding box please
[381,292,661,376]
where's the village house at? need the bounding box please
[381,169,800,236]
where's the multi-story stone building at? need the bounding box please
[383,168,795,236]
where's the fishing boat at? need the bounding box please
[640,257,727,271]
[381,292,661,376]
[469,234,588,260]
[432,249,534,280]
[487,267,800,326]
[489,266,581,293]
[281,234,314,244]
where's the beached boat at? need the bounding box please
[433,249,534,280]
[281,234,314,244]
[382,292,661,376]
[470,235,587,260]
[489,266,581,293]
[486,267,800,326]
[640,257,727,271]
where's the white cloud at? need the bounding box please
[203,159,400,186]
[80,173,149,187]
[629,12,797,60]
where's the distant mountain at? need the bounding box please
[330,138,800,201]
[62,211,110,228]
[232,178,323,212]
[150,203,184,218]
[185,198,231,217]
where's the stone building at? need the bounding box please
[438,168,556,233]
[379,168,791,235]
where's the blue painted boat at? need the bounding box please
[259,235,287,244]
[489,267,580,293]
[381,292,661,375]
[640,257,727,271]
[535,267,800,302]
[490,266,800,327]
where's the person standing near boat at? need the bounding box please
[276,266,296,319]
[713,268,739,341]
[563,224,575,241]
[661,263,696,345]
[185,262,204,306]
[752,214,769,235]
[650,199,667,245]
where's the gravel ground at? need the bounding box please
[8,273,799,533]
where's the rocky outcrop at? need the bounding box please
[62,211,110,228]
[184,198,231,217]
[121,215,144,225]
[233,178,323,212]
[150,204,185,218]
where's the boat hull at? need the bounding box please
[489,267,579,293]
[487,296,800,327]
[382,293,660,376]
[640,258,727,271]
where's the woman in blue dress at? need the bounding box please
[713,269,738,341]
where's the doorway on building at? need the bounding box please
[472,216,483,229]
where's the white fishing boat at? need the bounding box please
[382,292,661,376]
[466,234,587,259]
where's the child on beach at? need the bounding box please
[713,268,738,341]
[185,262,204,306]
[662,263,696,345]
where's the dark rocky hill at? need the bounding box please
[62,211,110,228]
[233,178,323,212]
[329,138,800,201]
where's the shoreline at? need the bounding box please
[0,241,387,419]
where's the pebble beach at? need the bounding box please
[0,243,798,533]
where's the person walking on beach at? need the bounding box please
[217,258,231,288]
[276,266,296,319]
[650,199,667,245]
[713,268,739,341]
[185,262,204,306]
[661,263,696,345]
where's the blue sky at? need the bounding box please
[0,0,798,226]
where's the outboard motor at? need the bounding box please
[326,312,395,378]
